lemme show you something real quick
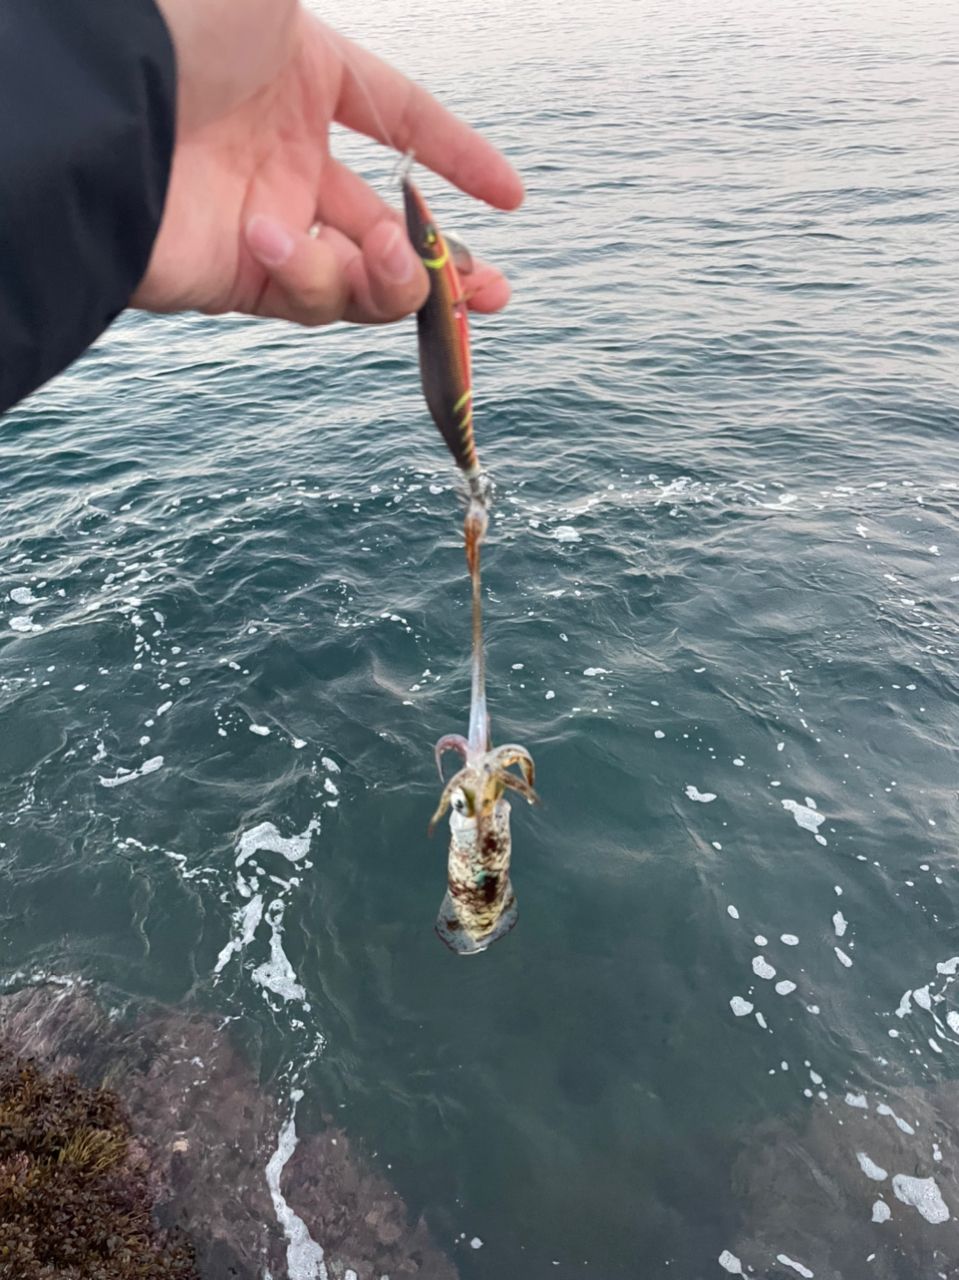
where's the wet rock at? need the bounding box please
[0,982,458,1280]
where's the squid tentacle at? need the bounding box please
[434,733,469,780]
[489,744,536,788]
[427,767,470,836]
[495,769,540,807]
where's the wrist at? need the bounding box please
[153,0,299,130]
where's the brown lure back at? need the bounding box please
[402,178,482,482]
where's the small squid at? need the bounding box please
[429,736,537,954]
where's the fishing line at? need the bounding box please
[322,23,416,191]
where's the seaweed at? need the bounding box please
[0,1051,199,1280]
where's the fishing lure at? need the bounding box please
[402,174,488,514]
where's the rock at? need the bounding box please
[0,983,458,1280]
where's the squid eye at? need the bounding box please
[451,787,474,816]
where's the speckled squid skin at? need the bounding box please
[436,796,517,955]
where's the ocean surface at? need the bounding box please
[3,0,959,1275]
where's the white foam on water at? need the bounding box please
[895,990,913,1018]
[857,1153,887,1182]
[265,1092,328,1280]
[252,901,306,1003]
[214,894,264,974]
[835,948,853,968]
[781,934,799,946]
[752,956,776,980]
[10,615,42,633]
[718,1250,743,1275]
[937,958,959,976]
[833,911,848,938]
[947,1011,959,1036]
[9,586,40,604]
[876,1104,915,1135]
[776,1256,813,1278]
[845,1093,868,1109]
[250,724,271,736]
[236,820,319,868]
[775,981,797,996]
[730,997,753,1017]
[781,798,826,843]
[754,935,768,947]
[913,985,932,1010]
[583,667,609,676]
[99,756,164,788]
[320,757,340,773]
[727,905,740,920]
[553,526,581,543]
[891,1174,950,1224]
[685,785,717,803]
[470,1238,483,1250]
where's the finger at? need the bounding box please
[319,21,524,211]
[340,229,512,325]
[459,262,512,314]
[246,214,351,325]
[353,219,429,322]
[246,214,430,326]
[316,156,401,244]
[316,161,513,314]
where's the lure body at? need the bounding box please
[402,178,485,500]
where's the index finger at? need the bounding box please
[319,21,525,211]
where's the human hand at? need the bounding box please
[137,0,523,326]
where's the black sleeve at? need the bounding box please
[0,0,176,415]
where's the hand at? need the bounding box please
[137,0,523,327]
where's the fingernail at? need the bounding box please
[380,225,416,283]
[247,215,294,267]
